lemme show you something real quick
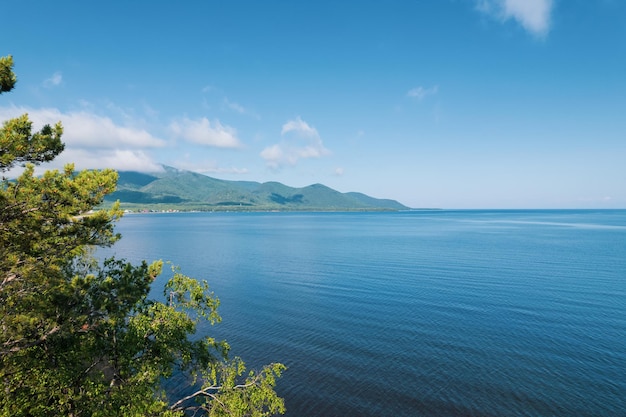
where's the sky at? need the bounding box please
[1,0,625,209]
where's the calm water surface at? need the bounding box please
[104,210,626,416]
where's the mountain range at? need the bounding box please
[103,165,409,211]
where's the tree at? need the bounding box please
[0,55,285,417]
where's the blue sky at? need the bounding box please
[1,0,625,208]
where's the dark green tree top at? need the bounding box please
[0,55,17,93]
[0,55,64,172]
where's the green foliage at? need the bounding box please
[0,114,65,171]
[0,56,284,416]
[170,359,286,417]
[0,55,17,93]
[0,58,64,172]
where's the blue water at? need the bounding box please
[103,210,626,416]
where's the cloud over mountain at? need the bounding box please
[261,117,330,169]
[169,117,242,148]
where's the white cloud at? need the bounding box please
[477,0,553,37]
[66,112,165,148]
[169,117,242,148]
[334,167,345,176]
[57,148,164,172]
[407,85,439,100]
[281,116,318,137]
[0,105,165,173]
[261,117,330,169]
[203,166,248,175]
[223,98,246,114]
[0,106,165,149]
[43,72,62,87]
[223,98,260,120]
[168,156,249,176]
[185,162,249,175]
[260,144,285,166]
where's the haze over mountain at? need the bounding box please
[104,165,409,211]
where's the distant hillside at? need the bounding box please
[104,165,409,211]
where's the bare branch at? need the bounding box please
[1,325,61,355]
[169,379,260,411]
[1,272,19,288]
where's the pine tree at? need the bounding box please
[0,55,285,417]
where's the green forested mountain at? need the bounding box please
[104,165,409,211]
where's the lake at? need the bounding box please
[103,210,626,416]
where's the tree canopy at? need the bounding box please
[0,55,285,417]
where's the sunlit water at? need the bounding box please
[102,210,626,416]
